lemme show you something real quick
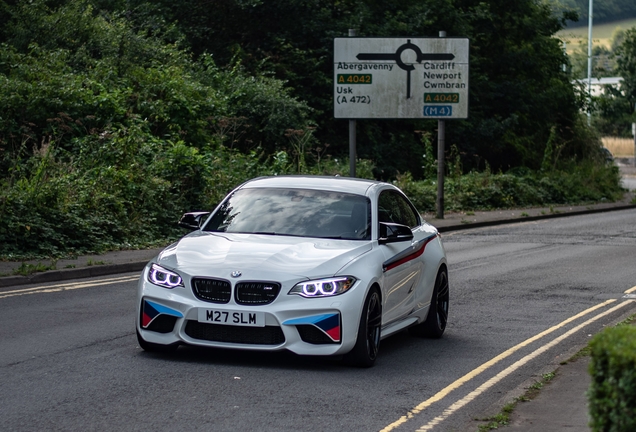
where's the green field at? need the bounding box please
[557,17,636,50]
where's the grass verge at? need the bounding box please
[12,261,57,276]
[475,372,556,431]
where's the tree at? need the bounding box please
[602,26,636,135]
[1,0,596,175]
[615,28,636,105]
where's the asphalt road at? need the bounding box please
[1,209,635,432]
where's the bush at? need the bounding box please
[0,123,276,258]
[0,0,314,258]
[588,325,636,432]
[0,0,625,258]
[394,160,624,214]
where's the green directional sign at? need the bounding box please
[337,74,373,84]
[334,38,469,119]
[424,93,460,104]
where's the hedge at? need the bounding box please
[588,325,636,432]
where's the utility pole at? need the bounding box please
[436,30,446,219]
[587,0,593,125]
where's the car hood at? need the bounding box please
[155,231,372,279]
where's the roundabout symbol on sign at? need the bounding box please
[356,39,455,99]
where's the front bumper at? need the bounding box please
[136,268,366,356]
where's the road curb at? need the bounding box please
[0,261,148,288]
[1,203,635,288]
[436,203,636,233]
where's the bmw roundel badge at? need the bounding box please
[231,271,242,278]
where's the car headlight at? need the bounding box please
[289,277,356,298]
[148,264,184,289]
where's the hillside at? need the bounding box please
[557,17,636,50]
[555,0,636,27]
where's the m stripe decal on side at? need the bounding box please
[382,234,438,272]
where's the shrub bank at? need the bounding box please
[0,130,375,259]
[0,144,623,260]
[395,161,623,213]
[588,325,636,432]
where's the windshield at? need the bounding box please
[203,188,371,240]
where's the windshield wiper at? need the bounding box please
[250,231,308,238]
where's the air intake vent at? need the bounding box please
[296,325,340,345]
[184,321,285,345]
[145,315,178,334]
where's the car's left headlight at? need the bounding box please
[148,263,184,289]
[289,276,356,298]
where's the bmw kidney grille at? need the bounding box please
[235,282,281,305]
[192,278,232,303]
[192,278,281,305]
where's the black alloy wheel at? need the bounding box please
[345,288,382,367]
[434,269,449,332]
[409,268,449,338]
[365,290,382,359]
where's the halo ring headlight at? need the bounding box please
[290,277,356,298]
[148,264,184,289]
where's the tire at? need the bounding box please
[136,328,179,353]
[409,267,449,338]
[344,288,382,368]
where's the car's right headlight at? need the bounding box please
[148,264,184,289]
[288,276,356,298]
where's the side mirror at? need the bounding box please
[378,222,414,244]
[178,212,210,230]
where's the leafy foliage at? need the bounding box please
[615,28,636,107]
[588,27,636,137]
[0,0,626,258]
[0,0,311,166]
[396,160,623,213]
[0,0,313,257]
[119,0,584,174]
[588,325,636,432]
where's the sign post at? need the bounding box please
[348,28,357,178]
[334,36,469,217]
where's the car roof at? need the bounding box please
[239,175,390,196]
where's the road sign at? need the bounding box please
[334,38,469,119]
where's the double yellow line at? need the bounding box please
[0,275,139,300]
[381,285,636,432]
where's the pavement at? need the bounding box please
[504,356,592,431]
[1,157,635,431]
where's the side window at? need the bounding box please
[378,190,420,228]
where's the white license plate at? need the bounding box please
[198,309,265,327]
